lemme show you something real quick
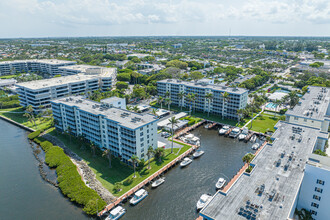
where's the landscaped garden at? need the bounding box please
[246,113,283,133]
[46,128,191,197]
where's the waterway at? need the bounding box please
[122,126,261,220]
[0,118,262,220]
[0,119,89,220]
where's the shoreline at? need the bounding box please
[0,115,116,204]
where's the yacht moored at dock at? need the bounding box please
[193,150,205,159]
[180,157,193,167]
[250,134,257,142]
[229,128,241,138]
[105,206,126,220]
[252,143,260,150]
[215,177,226,189]
[151,177,165,188]
[196,194,213,211]
[130,189,148,205]
[238,128,248,140]
[219,125,230,135]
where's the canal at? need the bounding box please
[121,126,261,220]
[0,119,89,220]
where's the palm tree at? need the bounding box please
[25,105,36,128]
[186,93,193,116]
[157,96,164,109]
[165,91,170,98]
[221,92,230,120]
[178,91,185,111]
[191,93,197,113]
[154,147,165,163]
[147,146,154,169]
[205,93,213,117]
[126,105,133,111]
[132,105,139,113]
[242,153,255,166]
[130,155,139,178]
[169,116,178,153]
[102,149,112,168]
[90,141,97,157]
[151,108,157,117]
[164,97,171,111]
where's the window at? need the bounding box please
[316,179,325,185]
[140,132,143,136]
[310,210,317,216]
[294,117,298,120]
[147,135,149,139]
[140,128,143,131]
[311,202,319,208]
[304,119,307,122]
[140,138,144,142]
[141,153,144,157]
[313,195,321,201]
[314,187,323,193]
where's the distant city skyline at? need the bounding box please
[1,0,330,38]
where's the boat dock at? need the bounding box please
[244,132,254,142]
[207,122,217,129]
[98,143,200,217]
[173,120,206,139]
[220,141,268,195]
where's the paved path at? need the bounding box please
[243,108,264,128]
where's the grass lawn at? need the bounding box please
[247,113,279,133]
[151,102,240,126]
[0,75,19,79]
[47,128,191,197]
[0,107,52,131]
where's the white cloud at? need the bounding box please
[0,0,330,37]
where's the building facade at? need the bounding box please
[0,59,76,76]
[17,67,116,110]
[51,96,158,164]
[296,154,330,220]
[157,79,248,120]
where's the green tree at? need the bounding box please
[190,71,204,80]
[178,91,185,111]
[242,153,255,166]
[157,96,164,109]
[129,155,139,178]
[90,141,97,157]
[205,93,213,117]
[166,60,188,69]
[154,147,165,163]
[116,81,128,90]
[147,146,155,169]
[221,92,230,119]
[169,116,179,153]
[165,97,171,111]
[102,149,112,168]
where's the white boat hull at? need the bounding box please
[193,150,205,158]
[151,178,165,188]
[130,192,148,205]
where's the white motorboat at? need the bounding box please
[151,177,165,188]
[250,135,257,142]
[196,194,212,210]
[184,134,200,145]
[106,206,126,220]
[219,125,230,135]
[215,177,226,189]
[193,150,205,158]
[238,128,248,140]
[229,128,241,138]
[252,143,260,150]
[130,189,148,205]
[180,157,193,167]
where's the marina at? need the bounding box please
[108,126,261,220]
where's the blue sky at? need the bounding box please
[0,0,330,38]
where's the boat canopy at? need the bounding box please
[200,194,210,202]
[110,206,123,216]
[135,189,146,197]
[218,178,225,182]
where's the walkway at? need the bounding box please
[242,108,264,129]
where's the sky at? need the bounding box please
[0,0,330,38]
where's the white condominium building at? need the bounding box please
[16,67,116,110]
[157,79,248,120]
[51,96,158,164]
[296,154,330,220]
[0,59,76,76]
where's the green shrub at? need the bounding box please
[28,130,42,139]
[246,165,253,173]
[279,109,288,114]
[34,140,106,215]
[40,141,54,152]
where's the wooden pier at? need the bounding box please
[224,127,233,136]
[173,120,206,139]
[98,143,199,217]
[207,122,218,129]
